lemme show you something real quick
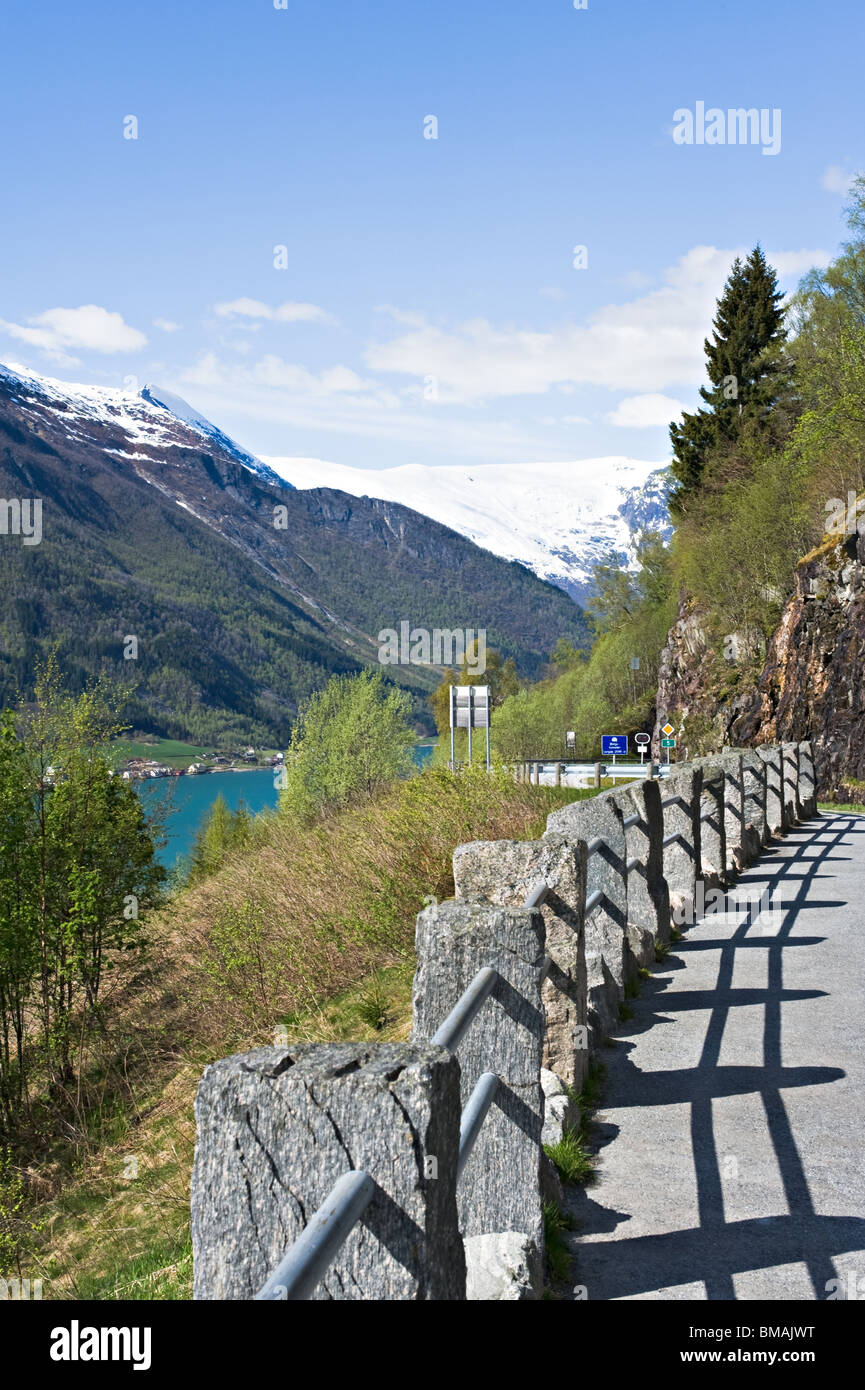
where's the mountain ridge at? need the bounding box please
[0,362,590,743]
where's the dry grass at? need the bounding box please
[160,764,575,1053]
[19,765,576,1299]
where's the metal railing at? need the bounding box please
[221,746,801,1301]
[256,1172,376,1301]
[256,881,551,1301]
[518,761,670,786]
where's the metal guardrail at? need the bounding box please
[253,746,721,1299]
[432,967,499,1051]
[255,1171,376,1301]
[240,748,793,1300]
[256,880,552,1300]
[663,831,686,848]
[457,1072,499,1181]
[518,761,671,785]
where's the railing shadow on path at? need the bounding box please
[568,813,865,1301]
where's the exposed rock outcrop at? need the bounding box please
[655,527,865,797]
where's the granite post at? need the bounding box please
[191,1042,465,1301]
[452,835,588,1091]
[411,900,546,1297]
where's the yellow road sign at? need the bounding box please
[661,722,674,737]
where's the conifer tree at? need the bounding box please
[670,246,795,510]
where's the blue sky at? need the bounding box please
[0,0,862,470]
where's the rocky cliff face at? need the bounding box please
[654,527,865,797]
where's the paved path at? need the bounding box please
[568,812,865,1301]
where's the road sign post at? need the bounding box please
[602,735,627,768]
[450,685,491,770]
[635,731,650,765]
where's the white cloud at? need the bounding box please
[0,305,147,362]
[182,352,390,402]
[364,245,831,404]
[607,393,685,428]
[373,304,427,327]
[154,317,181,332]
[769,249,832,277]
[621,270,655,289]
[213,298,337,325]
[821,164,858,195]
[175,352,561,461]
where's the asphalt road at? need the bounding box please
[569,812,865,1301]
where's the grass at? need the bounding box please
[543,1199,576,1286]
[655,924,685,961]
[543,1060,606,1189]
[287,962,415,1044]
[544,1129,595,1185]
[112,737,213,767]
[577,1060,606,1112]
[22,765,579,1299]
[66,1234,193,1302]
[541,1064,612,1289]
[110,737,282,770]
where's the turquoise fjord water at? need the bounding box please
[138,745,436,868]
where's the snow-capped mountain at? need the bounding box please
[264,455,672,603]
[0,362,290,490]
[0,361,590,741]
[0,361,670,605]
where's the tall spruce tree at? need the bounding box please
[670,246,794,511]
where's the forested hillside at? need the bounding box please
[0,367,590,744]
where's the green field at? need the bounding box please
[110,738,279,770]
[111,735,434,770]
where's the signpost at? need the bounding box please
[634,731,650,765]
[450,685,491,770]
[602,734,628,766]
[565,730,576,755]
[660,722,675,766]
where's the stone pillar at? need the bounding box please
[452,835,588,1091]
[741,750,768,857]
[693,761,727,888]
[660,767,702,928]
[720,752,746,875]
[412,900,546,1296]
[191,1042,465,1301]
[614,779,670,954]
[798,741,818,818]
[545,789,628,1044]
[757,746,784,836]
[781,742,800,825]
[533,761,540,787]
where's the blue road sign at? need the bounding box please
[602,734,628,756]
